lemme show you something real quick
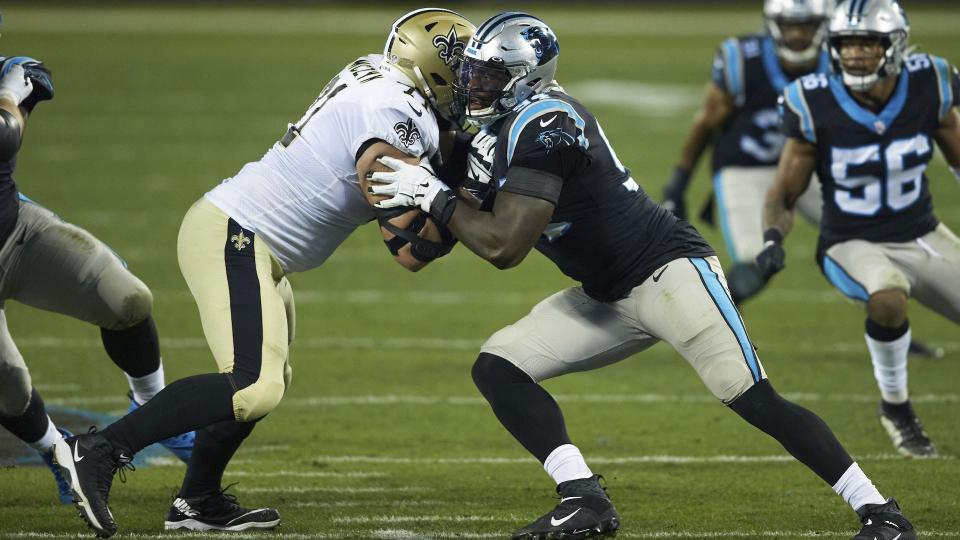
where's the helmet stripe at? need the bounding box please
[476,12,531,42]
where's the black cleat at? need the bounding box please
[512,475,620,540]
[52,429,134,538]
[878,401,937,458]
[907,339,944,359]
[852,498,917,540]
[164,484,280,531]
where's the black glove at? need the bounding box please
[662,166,690,220]
[756,229,786,281]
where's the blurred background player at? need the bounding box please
[372,11,917,540]
[759,0,960,458]
[0,48,194,503]
[662,0,833,305]
[51,8,471,537]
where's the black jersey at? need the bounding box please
[711,34,831,172]
[488,90,714,302]
[781,54,960,260]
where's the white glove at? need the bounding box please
[466,129,497,187]
[369,156,451,214]
[0,65,33,106]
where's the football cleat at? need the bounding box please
[512,475,620,540]
[907,339,945,359]
[127,392,195,463]
[41,427,74,504]
[164,484,280,531]
[878,401,937,458]
[52,428,134,538]
[852,498,917,540]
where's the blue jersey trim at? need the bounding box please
[784,82,816,143]
[823,255,869,302]
[828,69,909,134]
[690,257,762,383]
[712,171,739,263]
[506,99,587,165]
[931,56,954,121]
[722,39,743,103]
[17,192,35,204]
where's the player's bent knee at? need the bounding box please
[0,365,32,417]
[867,289,908,326]
[232,379,285,422]
[472,352,531,394]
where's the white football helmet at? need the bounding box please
[381,8,475,124]
[454,12,560,127]
[828,0,909,91]
[763,0,835,64]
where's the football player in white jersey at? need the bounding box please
[51,9,474,537]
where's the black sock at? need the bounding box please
[101,373,236,454]
[100,315,161,377]
[0,388,49,443]
[728,379,853,485]
[865,318,909,342]
[472,353,572,462]
[179,419,257,498]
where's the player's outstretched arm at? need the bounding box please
[357,141,445,272]
[756,137,815,281]
[934,109,960,181]
[663,83,734,219]
[763,137,815,237]
[447,189,554,270]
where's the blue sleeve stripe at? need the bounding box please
[690,257,762,384]
[784,82,816,143]
[506,99,588,165]
[823,256,869,302]
[721,39,743,103]
[932,56,953,121]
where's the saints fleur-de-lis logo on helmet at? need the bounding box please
[432,26,465,66]
[231,230,251,251]
[393,118,422,147]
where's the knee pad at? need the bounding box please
[0,364,32,417]
[232,379,285,422]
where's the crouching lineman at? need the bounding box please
[760,0,960,458]
[0,53,194,503]
[51,9,472,538]
[371,12,917,540]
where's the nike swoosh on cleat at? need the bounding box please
[550,507,581,526]
[559,497,583,503]
[72,442,84,462]
[539,115,558,127]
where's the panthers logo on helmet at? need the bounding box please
[432,27,465,67]
[394,118,422,147]
[520,26,559,65]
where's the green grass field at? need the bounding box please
[1,4,958,539]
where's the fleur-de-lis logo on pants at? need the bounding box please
[231,231,251,251]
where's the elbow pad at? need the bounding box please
[0,108,22,161]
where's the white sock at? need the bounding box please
[28,415,64,453]
[126,363,165,404]
[543,444,593,485]
[865,327,910,404]
[832,462,886,511]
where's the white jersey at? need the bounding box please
[205,54,440,273]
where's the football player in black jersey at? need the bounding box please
[371,11,917,540]
[0,52,193,503]
[761,0,960,463]
[663,0,833,305]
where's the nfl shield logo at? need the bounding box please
[873,120,886,135]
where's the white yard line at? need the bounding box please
[238,486,430,494]
[7,531,960,539]
[230,470,386,478]
[45,392,960,408]
[307,453,952,465]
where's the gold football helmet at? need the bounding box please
[382,8,475,123]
